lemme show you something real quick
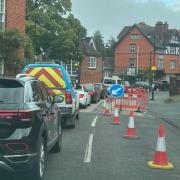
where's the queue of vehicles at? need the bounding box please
[0,66,169,180]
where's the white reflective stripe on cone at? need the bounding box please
[156,137,166,152]
[128,117,134,128]
[114,108,119,117]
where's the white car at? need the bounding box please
[75,84,91,108]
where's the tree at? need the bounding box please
[0,29,25,74]
[104,36,116,57]
[93,30,103,53]
[26,0,86,64]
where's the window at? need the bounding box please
[171,35,178,41]
[131,34,141,40]
[129,44,137,53]
[129,58,136,67]
[157,56,164,70]
[170,47,176,55]
[0,0,5,31]
[88,57,96,69]
[170,60,176,70]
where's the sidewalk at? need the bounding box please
[147,91,180,128]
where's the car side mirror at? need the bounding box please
[54,95,64,103]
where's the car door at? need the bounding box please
[37,81,59,146]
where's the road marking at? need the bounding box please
[84,134,94,163]
[91,116,98,127]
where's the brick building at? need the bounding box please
[0,0,26,74]
[79,37,103,84]
[115,21,180,82]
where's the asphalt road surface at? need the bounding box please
[1,98,180,180]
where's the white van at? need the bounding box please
[103,76,122,89]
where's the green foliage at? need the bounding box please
[26,0,86,64]
[104,37,116,57]
[24,35,34,62]
[93,30,103,53]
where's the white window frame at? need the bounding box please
[0,0,5,31]
[157,56,164,70]
[170,46,176,55]
[88,57,96,69]
[170,60,176,70]
[129,58,136,67]
[129,45,137,53]
[131,34,140,40]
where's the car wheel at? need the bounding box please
[51,120,62,153]
[32,137,46,180]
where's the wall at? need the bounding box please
[79,55,103,84]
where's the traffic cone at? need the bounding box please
[148,124,174,169]
[102,99,106,113]
[112,104,120,125]
[103,99,111,116]
[123,111,138,138]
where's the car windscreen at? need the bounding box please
[104,79,116,84]
[84,84,94,90]
[0,79,24,103]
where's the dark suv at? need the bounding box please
[0,75,62,180]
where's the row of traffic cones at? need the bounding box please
[103,99,174,170]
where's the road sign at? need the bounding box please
[109,84,124,98]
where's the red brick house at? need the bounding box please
[115,21,180,82]
[0,0,26,74]
[79,37,103,84]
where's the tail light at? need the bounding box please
[88,90,95,96]
[5,143,29,153]
[0,110,33,122]
[79,94,84,98]
[66,91,72,104]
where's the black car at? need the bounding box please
[0,75,63,180]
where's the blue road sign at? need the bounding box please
[109,84,124,98]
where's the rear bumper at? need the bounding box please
[0,153,37,172]
[60,107,73,117]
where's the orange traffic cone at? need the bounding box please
[112,104,120,125]
[102,99,107,113]
[103,99,111,116]
[123,111,138,138]
[148,124,174,169]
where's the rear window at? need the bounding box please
[0,79,24,103]
[104,79,116,84]
[84,84,94,90]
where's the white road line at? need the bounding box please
[84,134,94,163]
[91,116,98,127]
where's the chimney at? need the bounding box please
[155,21,168,43]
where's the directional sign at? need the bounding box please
[109,84,124,98]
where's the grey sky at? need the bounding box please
[71,0,180,42]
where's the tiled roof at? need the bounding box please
[81,37,101,56]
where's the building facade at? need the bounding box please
[0,0,25,74]
[79,37,103,84]
[115,22,180,82]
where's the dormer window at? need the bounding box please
[171,35,178,41]
[131,34,141,40]
[170,47,176,55]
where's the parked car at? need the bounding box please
[134,81,150,90]
[74,84,91,108]
[83,83,100,103]
[103,77,122,89]
[0,75,63,180]
[156,80,169,91]
[21,63,79,128]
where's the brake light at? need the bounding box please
[66,91,72,104]
[89,90,95,96]
[5,143,29,153]
[18,110,33,122]
[0,110,33,122]
[79,94,84,98]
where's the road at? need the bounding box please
[1,93,180,180]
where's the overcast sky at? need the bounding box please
[71,0,180,42]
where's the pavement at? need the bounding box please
[147,90,180,129]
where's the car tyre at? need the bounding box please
[31,137,46,180]
[51,120,62,153]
